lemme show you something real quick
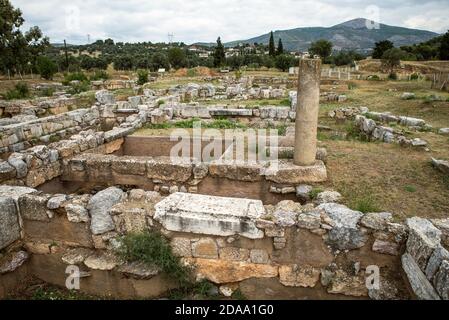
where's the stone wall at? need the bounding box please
[62,153,328,195]
[1,186,448,299]
[0,105,145,187]
[0,107,100,156]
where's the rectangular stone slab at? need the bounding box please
[154,193,265,239]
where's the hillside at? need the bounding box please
[223,18,439,52]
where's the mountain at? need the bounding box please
[221,18,439,53]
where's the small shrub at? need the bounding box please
[276,124,287,136]
[367,75,380,81]
[49,135,61,143]
[309,188,324,200]
[137,69,149,85]
[63,72,88,85]
[388,73,398,80]
[37,56,58,80]
[40,87,55,97]
[90,70,110,81]
[235,70,243,80]
[4,82,30,100]
[410,73,419,81]
[157,99,165,106]
[345,122,361,140]
[348,82,357,90]
[67,81,90,94]
[116,231,192,286]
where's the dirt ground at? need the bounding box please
[319,80,449,220]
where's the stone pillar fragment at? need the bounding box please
[294,59,321,166]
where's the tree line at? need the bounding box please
[1,0,449,81]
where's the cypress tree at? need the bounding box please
[277,38,284,55]
[269,31,276,56]
[214,37,226,67]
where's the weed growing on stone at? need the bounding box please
[117,231,193,287]
[309,187,324,200]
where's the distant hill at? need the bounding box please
[205,18,439,53]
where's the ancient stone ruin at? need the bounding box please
[1,59,448,300]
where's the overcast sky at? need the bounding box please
[11,0,449,44]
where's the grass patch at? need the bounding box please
[3,82,30,100]
[278,99,291,106]
[404,185,417,193]
[350,196,380,213]
[144,118,247,131]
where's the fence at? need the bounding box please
[430,73,449,91]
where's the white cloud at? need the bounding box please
[10,0,449,44]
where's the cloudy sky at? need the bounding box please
[11,0,449,44]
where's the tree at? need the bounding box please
[277,38,284,55]
[309,40,333,61]
[0,0,49,76]
[150,53,170,71]
[439,30,449,60]
[381,48,407,75]
[372,40,394,59]
[275,54,296,72]
[37,56,57,80]
[168,47,187,69]
[269,31,276,56]
[213,37,226,68]
[137,69,149,85]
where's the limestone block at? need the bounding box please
[171,237,192,257]
[88,187,125,235]
[154,193,265,239]
[318,203,367,251]
[147,157,192,182]
[0,197,21,250]
[264,160,327,184]
[219,247,249,261]
[279,265,320,287]
[18,193,51,222]
[401,253,440,300]
[192,238,218,259]
[406,217,441,271]
[185,258,278,284]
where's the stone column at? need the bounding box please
[294,58,321,166]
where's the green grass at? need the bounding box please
[117,231,192,287]
[278,99,291,106]
[350,196,381,213]
[143,118,247,130]
[404,185,417,193]
[309,188,324,200]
